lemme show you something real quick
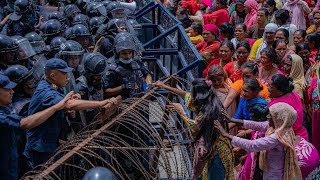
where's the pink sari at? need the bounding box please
[268,92,309,141]
[237,131,264,180]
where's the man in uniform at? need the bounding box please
[24,58,121,169]
[0,34,18,74]
[0,74,73,180]
[104,32,152,99]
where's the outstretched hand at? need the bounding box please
[55,91,75,111]
[214,120,229,137]
[153,80,166,89]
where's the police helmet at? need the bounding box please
[64,27,73,40]
[99,38,114,58]
[14,0,31,14]
[59,40,84,57]
[64,4,81,19]
[0,34,19,53]
[106,1,125,19]
[83,52,107,75]
[25,32,45,54]
[11,36,36,60]
[86,2,100,18]
[40,19,63,37]
[47,12,68,27]
[72,14,90,28]
[5,65,32,84]
[50,36,67,51]
[89,16,105,33]
[114,32,136,53]
[70,24,91,38]
[82,167,116,180]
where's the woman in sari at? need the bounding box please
[283,54,306,100]
[231,23,255,49]
[296,42,316,84]
[272,39,295,74]
[215,102,302,180]
[268,74,309,140]
[243,0,259,30]
[224,41,250,82]
[153,79,234,180]
[289,29,307,52]
[229,0,247,27]
[258,47,280,87]
[196,24,221,74]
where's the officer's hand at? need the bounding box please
[55,91,74,111]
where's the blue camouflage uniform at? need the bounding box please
[0,75,21,180]
[23,59,73,169]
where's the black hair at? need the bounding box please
[307,32,320,49]
[236,41,251,52]
[249,105,269,121]
[177,8,189,16]
[244,78,263,92]
[191,78,228,156]
[219,40,235,51]
[266,0,277,11]
[272,39,287,49]
[217,0,228,7]
[296,42,310,54]
[192,23,203,35]
[179,16,192,28]
[275,28,289,42]
[260,47,280,64]
[219,23,234,40]
[294,29,307,39]
[235,23,247,32]
[241,61,259,75]
[258,8,269,17]
[271,74,294,94]
[274,9,290,25]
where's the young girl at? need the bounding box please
[187,23,204,45]
[215,102,303,180]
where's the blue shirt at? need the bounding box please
[233,96,268,120]
[0,106,21,180]
[24,80,64,155]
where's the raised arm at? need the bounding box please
[232,134,280,152]
[153,80,188,99]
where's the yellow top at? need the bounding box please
[187,33,204,45]
[249,38,263,61]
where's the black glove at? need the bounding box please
[122,82,135,90]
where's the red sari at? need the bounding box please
[223,61,242,82]
[196,41,221,77]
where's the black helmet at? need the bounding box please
[50,36,67,52]
[10,0,31,20]
[0,34,19,53]
[99,38,114,58]
[5,64,32,84]
[11,36,36,60]
[72,14,90,28]
[25,32,45,54]
[70,24,91,38]
[84,52,107,75]
[76,0,87,12]
[59,40,84,57]
[86,2,100,18]
[89,16,105,33]
[40,19,63,37]
[47,12,68,27]
[106,2,125,19]
[106,18,127,35]
[114,32,136,53]
[82,167,116,180]
[64,27,73,40]
[64,4,81,19]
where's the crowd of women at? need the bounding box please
[154,0,320,179]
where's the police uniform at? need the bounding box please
[104,58,150,99]
[23,59,73,169]
[0,75,21,180]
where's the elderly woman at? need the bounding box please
[215,102,302,180]
[196,24,221,71]
[249,23,278,61]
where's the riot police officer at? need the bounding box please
[0,34,18,73]
[70,24,92,51]
[64,4,81,23]
[23,58,120,170]
[72,13,90,29]
[11,36,36,70]
[40,19,64,45]
[5,0,39,36]
[0,73,72,180]
[104,32,152,99]
[46,36,66,59]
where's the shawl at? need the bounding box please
[259,102,302,180]
[243,0,259,30]
[256,23,278,59]
[283,0,308,30]
[289,54,306,99]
